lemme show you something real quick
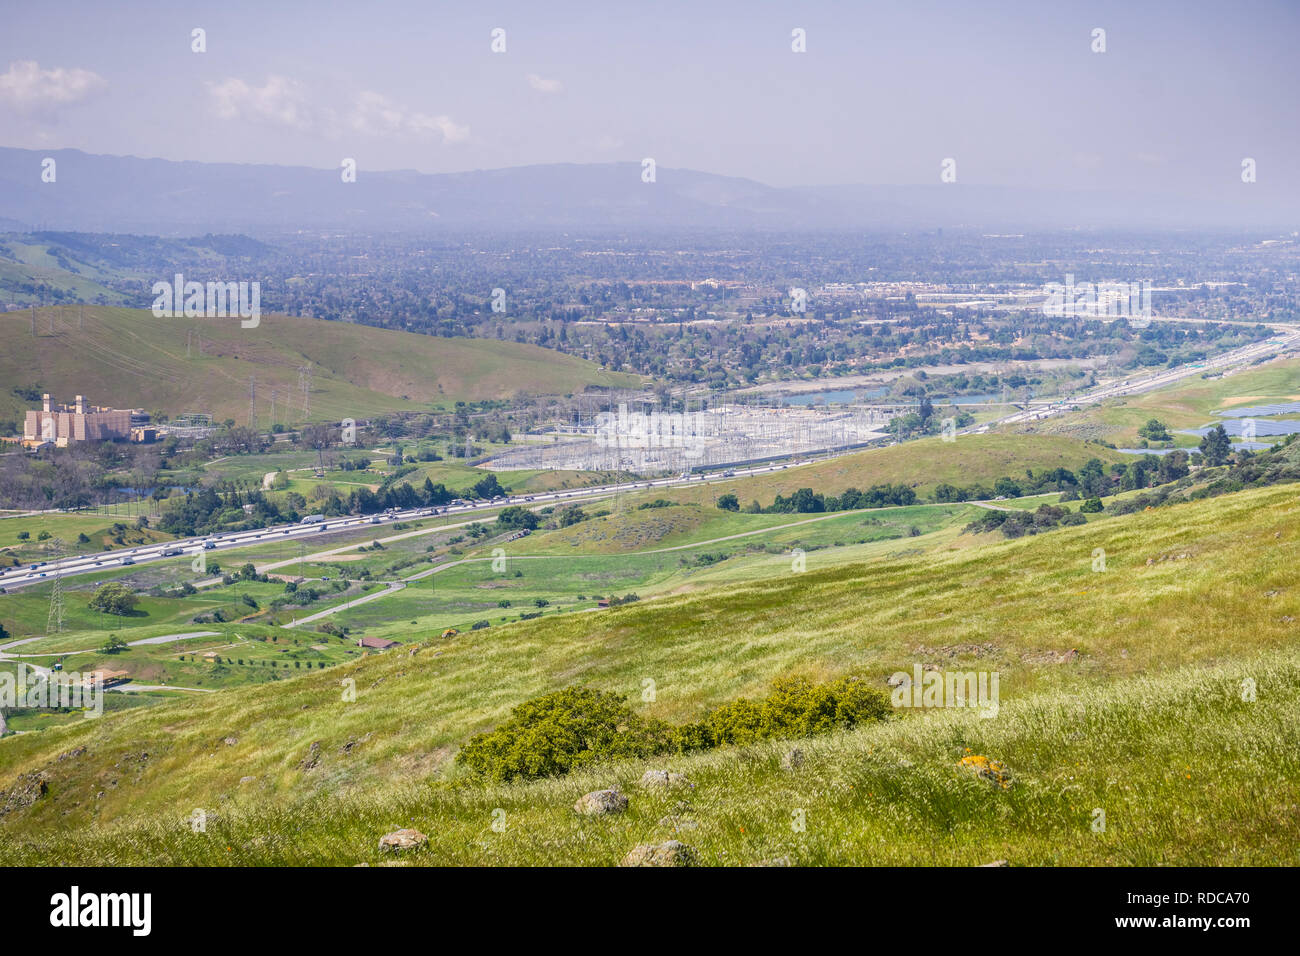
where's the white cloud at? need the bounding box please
[208,77,467,143]
[0,60,106,113]
[207,75,314,131]
[347,90,468,143]
[526,73,563,94]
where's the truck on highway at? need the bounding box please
[300,514,325,524]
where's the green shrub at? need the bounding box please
[671,676,889,752]
[456,687,670,783]
[457,676,890,782]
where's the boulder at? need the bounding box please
[378,828,428,852]
[640,770,690,788]
[620,840,698,867]
[574,788,628,815]
[298,741,322,770]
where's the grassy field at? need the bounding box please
[0,480,1296,864]
[618,434,1126,511]
[1,646,1295,865]
[0,306,641,425]
[1031,353,1300,446]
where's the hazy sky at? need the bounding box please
[2,0,1297,196]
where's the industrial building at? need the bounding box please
[22,394,148,448]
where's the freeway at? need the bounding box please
[966,329,1300,432]
[2,328,1295,594]
[0,456,818,592]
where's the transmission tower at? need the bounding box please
[298,364,312,417]
[269,388,277,428]
[248,375,258,429]
[46,538,66,633]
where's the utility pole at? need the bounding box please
[248,375,257,430]
[298,364,312,417]
[46,538,66,633]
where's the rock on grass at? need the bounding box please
[378,828,428,852]
[620,840,698,867]
[574,788,629,815]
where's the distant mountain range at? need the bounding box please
[1,146,1295,234]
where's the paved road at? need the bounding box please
[965,330,1300,433]
[4,327,1295,595]
[0,630,219,661]
[282,503,985,626]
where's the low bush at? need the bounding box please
[456,676,890,782]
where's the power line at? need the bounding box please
[298,364,312,418]
[46,538,66,633]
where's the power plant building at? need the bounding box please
[23,394,144,447]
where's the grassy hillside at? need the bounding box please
[0,306,641,425]
[1,481,1297,864]
[0,259,129,308]
[629,433,1126,508]
[1032,354,1300,446]
[4,648,1294,865]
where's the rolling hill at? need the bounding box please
[621,433,1127,510]
[0,306,641,425]
[4,147,1298,233]
[1,480,1297,863]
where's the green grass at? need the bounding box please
[0,306,642,426]
[2,648,1295,865]
[617,433,1126,511]
[0,259,129,307]
[1034,354,1300,446]
[0,481,1296,861]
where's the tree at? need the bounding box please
[1199,424,1232,466]
[470,473,506,500]
[1157,449,1190,483]
[89,582,139,616]
[99,634,129,654]
[716,493,739,512]
[1138,418,1171,443]
[496,506,539,532]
